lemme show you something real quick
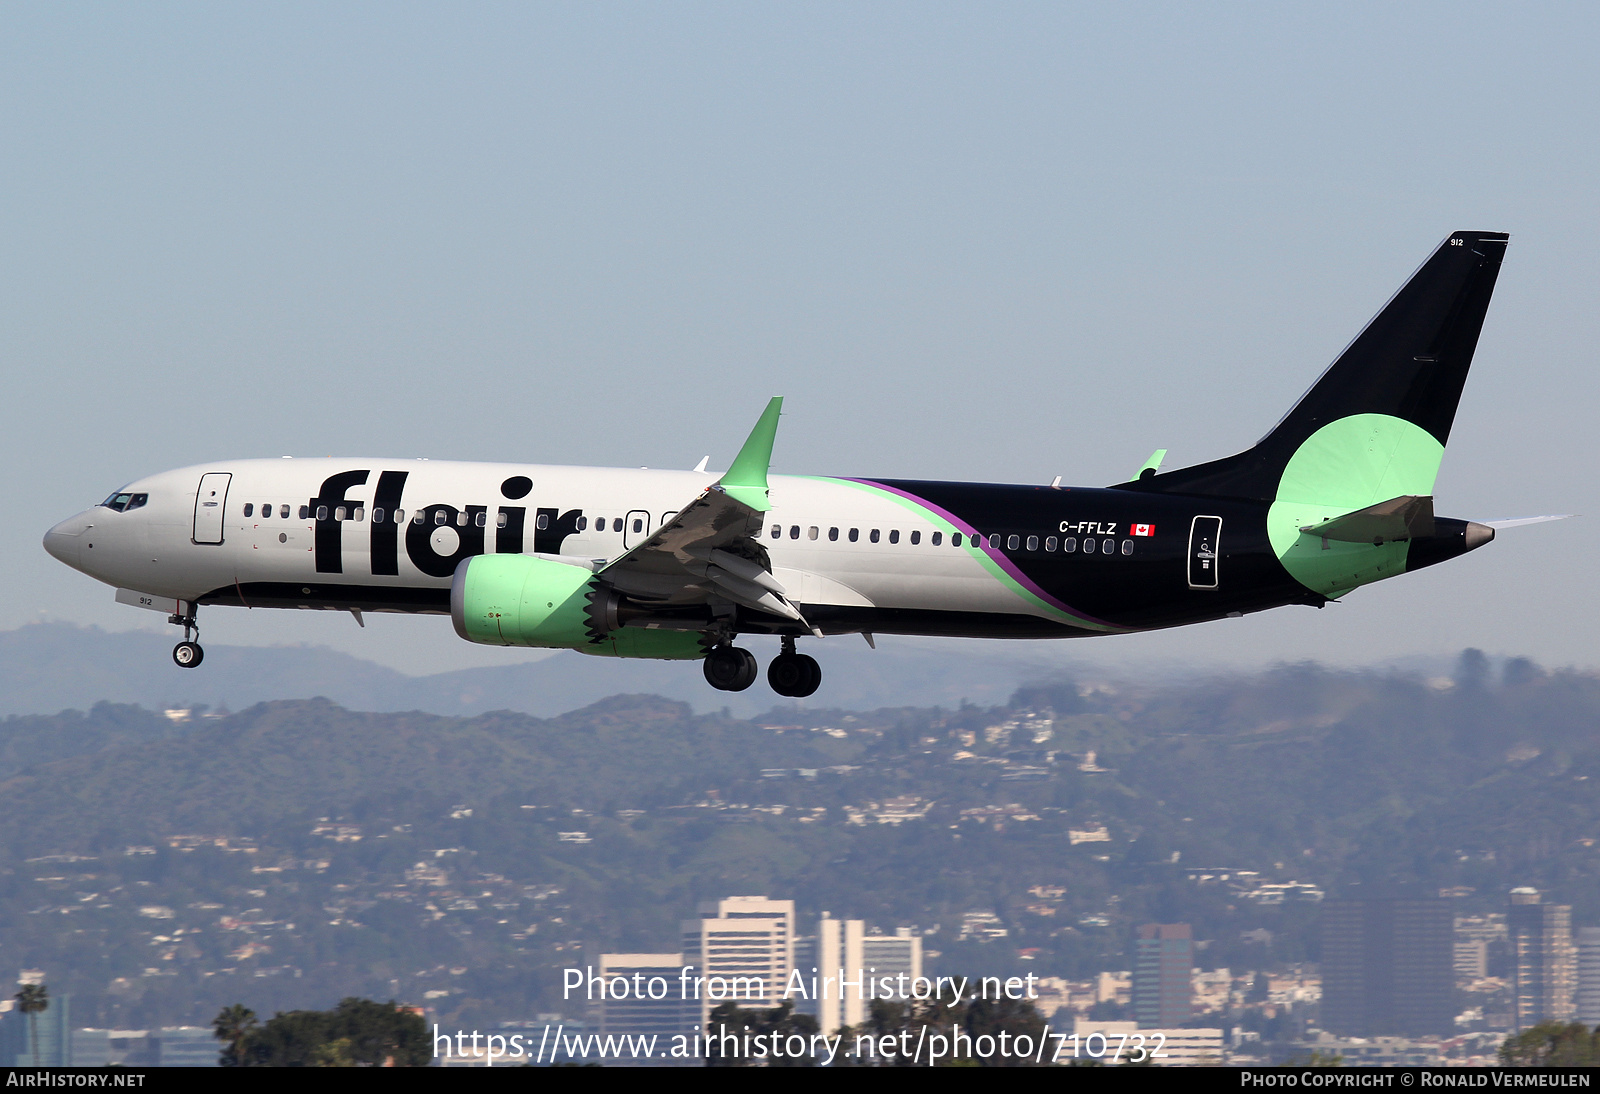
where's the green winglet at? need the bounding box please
[1135,449,1167,480]
[718,397,783,511]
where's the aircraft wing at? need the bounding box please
[594,398,811,625]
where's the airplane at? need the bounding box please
[45,230,1544,698]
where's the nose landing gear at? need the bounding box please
[169,609,204,669]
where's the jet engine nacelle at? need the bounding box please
[450,554,706,660]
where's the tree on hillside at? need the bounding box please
[15,984,47,1066]
[218,998,429,1067]
[212,1004,258,1067]
[706,1000,819,1067]
[1500,1021,1600,1066]
[835,985,1048,1067]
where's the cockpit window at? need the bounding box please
[100,492,148,513]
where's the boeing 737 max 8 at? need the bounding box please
[44,231,1547,697]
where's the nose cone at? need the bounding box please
[43,512,93,570]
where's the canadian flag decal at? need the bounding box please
[1131,524,1155,537]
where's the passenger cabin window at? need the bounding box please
[413,511,426,525]
[889,530,900,544]
[1026,535,1039,551]
[1121,539,1134,555]
[475,512,487,528]
[771,525,781,539]
[536,513,549,530]
[278,504,289,519]
[244,503,254,517]
[633,518,644,533]
[1007,535,1019,550]
[790,525,800,539]
[910,530,920,545]
[988,534,1000,548]
[869,529,880,543]
[456,512,468,527]
[829,527,839,541]
[1102,538,1114,554]
[372,508,384,524]
[808,526,818,540]
[951,532,962,546]
[393,509,404,524]
[1083,538,1095,554]
[931,531,942,546]
[1045,536,1058,552]
[334,506,347,521]
[576,516,588,531]
[1063,537,1076,553]
[434,510,447,525]
[497,512,509,528]
[299,505,311,519]
[354,507,365,522]
[316,506,329,521]
[849,528,859,542]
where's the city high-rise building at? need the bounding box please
[1509,888,1576,1029]
[1575,928,1600,1026]
[1132,923,1193,1029]
[681,896,794,1025]
[1320,899,1453,1037]
[0,993,70,1066]
[802,914,924,1033]
[595,953,697,1048]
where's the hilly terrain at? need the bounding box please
[1,651,1598,1031]
[0,622,1037,718]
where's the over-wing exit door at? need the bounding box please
[1187,515,1221,589]
[623,510,651,550]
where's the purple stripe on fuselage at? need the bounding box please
[841,478,1123,631]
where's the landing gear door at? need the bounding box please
[193,473,232,545]
[1187,515,1221,589]
[623,510,652,550]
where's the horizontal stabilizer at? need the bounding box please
[1482,514,1574,529]
[1300,495,1435,544]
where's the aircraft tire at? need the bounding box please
[791,654,821,697]
[704,646,757,692]
[173,642,204,669]
[768,653,821,697]
[731,648,759,691]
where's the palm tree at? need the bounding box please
[15,984,47,1065]
[212,1004,258,1067]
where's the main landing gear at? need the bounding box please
[703,645,758,692]
[703,637,821,697]
[170,609,204,669]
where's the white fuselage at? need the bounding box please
[44,458,1052,629]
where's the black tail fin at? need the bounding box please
[1118,231,1509,501]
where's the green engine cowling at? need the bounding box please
[450,554,707,660]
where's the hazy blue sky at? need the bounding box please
[4,4,1596,679]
